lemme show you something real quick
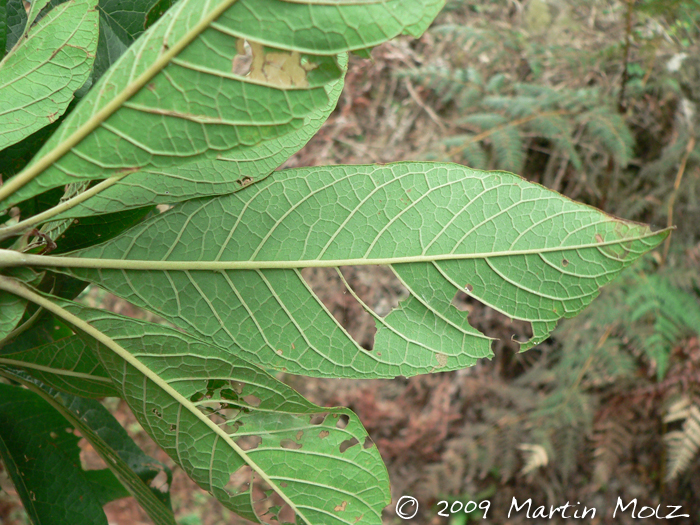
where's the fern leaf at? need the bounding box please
[664,397,700,480]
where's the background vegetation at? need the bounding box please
[1,0,699,523]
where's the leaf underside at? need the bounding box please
[0,0,98,151]
[64,163,668,379]
[0,0,442,212]
[47,301,391,525]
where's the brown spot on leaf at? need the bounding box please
[335,501,348,512]
[562,259,569,267]
[465,283,473,292]
[319,430,330,439]
[247,41,315,88]
[595,233,604,243]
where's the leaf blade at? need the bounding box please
[0,0,440,211]
[55,163,668,378]
[0,0,99,151]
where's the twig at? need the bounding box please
[662,136,695,265]
[618,0,635,113]
[403,78,446,134]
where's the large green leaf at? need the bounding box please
[0,0,98,151]
[13,298,390,525]
[0,0,440,212]
[0,382,119,525]
[51,53,347,219]
[46,163,668,378]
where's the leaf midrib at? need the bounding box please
[0,0,240,205]
[0,230,668,271]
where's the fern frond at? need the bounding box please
[491,126,525,172]
[664,397,700,480]
[460,113,508,129]
[626,274,700,378]
[582,110,634,167]
[639,134,692,181]
[446,137,489,169]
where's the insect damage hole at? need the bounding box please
[339,438,359,453]
[301,266,409,351]
[78,438,108,471]
[452,290,534,352]
[225,465,252,496]
[251,474,296,525]
[149,470,169,493]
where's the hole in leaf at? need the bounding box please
[363,436,375,449]
[236,435,262,451]
[251,474,296,525]
[242,394,261,407]
[78,439,107,470]
[152,408,162,418]
[451,290,533,352]
[336,414,350,429]
[190,391,205,403]
[149,470,169,493]
[339,438,359,453]
[309,413,328,426]
[562,259,570,267]
[280,439,302,450]
[169,424,177,432]
[232,39,253,76]
[230,381,245,394]
[302,266,408,351]
[225,465,252,496]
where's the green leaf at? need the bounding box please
[52,53,347,219]
[4,0,25,52]
[25,0,51,30]
[51,163,668,378]
[0,0,99,151]
[0,382,114,525]
[0,285,25,339]
[93,0,175,81]
[0,333,119,397]
[10,296,390,525]
[0,0,442,216]
[0,370,177,525]
[0,267,43,343]
[0,0,7,60]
